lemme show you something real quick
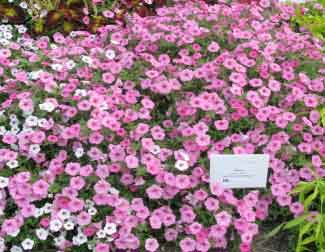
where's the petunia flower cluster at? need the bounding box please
[0,0,324,251]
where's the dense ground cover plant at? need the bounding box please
[0,0,167,35]
[0,0,324,251]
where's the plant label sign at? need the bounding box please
[210,154,270,189]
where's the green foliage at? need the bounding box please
[229,118,255,133]
[269,179,325,252]
[291,0,325,40]
[320,106,325,127]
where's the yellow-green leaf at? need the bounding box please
[63,21,75,33]
[301,236,316,245]
[303,187,318,210]
[291,181,316,195]
[33,19,45,34]
[320,107,325,127]
[284,214,309,230]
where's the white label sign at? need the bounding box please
[210,154,269,189]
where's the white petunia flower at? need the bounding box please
[8,229,19,237]
[58,209,70,220]
[37,118,48,128]
[0,39,9,46]
[65,60,76,70]
[21,239,34,250]
[9,114,17,120]
[78,234,88,244]
[19,2,28,9]
[10,119,19,127]
[49,219,62,232]
[87,244,94,250]
[99,102,108,111]
[74,89,87,97]
[29,144,41,155]
[6,160,18,169]
[10,127,20,135]
[85,199,94,207]
[104,222,117,235]
[28,71,41,80]
[34,208,44,218]
[81,56,92,65]
[17,26,27,34]
[11,68,19,76]
[36,228,48,240]
[150,145,161,155]
[63,221,74,231]
[3,32,12,40]
[111,39,119,45]
[88,207,97,216]
[25,116,38,127]
[54,236,64,246]
[105,49,116,60]
[59,83,66,89]
[39,102,55,112]
[42,203,52,214]
[70,31,77,37]
[108,187,119,195]
[96,229,106,239]
[175,160,189,171]
[10,245,22,252]
[0,177,9,188]
[72,233,87,245]
[50,44,58,49]
[74,148,84,158]
[0,126,6,135]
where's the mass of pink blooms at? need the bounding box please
[0,0,324,251]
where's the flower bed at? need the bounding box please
[0,0,324,251]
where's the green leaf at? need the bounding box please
[49,183,61,193]
[264,223,285,239]
[315,221,322,241]
[302,236,316,245]
[67,0,83,6]
[291,181,316,195]
[63,21,75,33]
[284,214,309,230]
[320,107,325,127]
[300,222,314,237]
[33,19,45,34]
[136,166,147,176]
[303,187,319,210]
